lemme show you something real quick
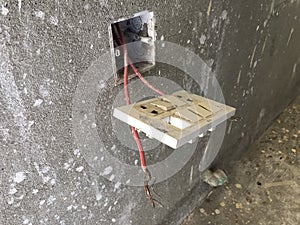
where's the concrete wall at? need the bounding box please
[1,0,299,225]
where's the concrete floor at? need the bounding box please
[182,95,300,225]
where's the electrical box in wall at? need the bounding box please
[113,90,236,149]
[109,11,156,85]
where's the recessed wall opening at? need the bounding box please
[109,11,156,86]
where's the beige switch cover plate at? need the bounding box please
[113,90,236,149]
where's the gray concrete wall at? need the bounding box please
[1,0,299,225]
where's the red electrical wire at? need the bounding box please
[127,58,165,96]
[132,128,147,171]
[115,23,164,207]
[112,25,122,47]
[116,23,148,172]
[112,25,165,96]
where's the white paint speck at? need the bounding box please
[50,16,58,26]
[35,11,45,20]
[249,45,257,68]
[102,166,113,175]
[40,199,45,205]
[109,174,115,181]
[291,62,297,79]
[47,195,56,205]
[39,85,49,98]
[199,34,206,45]
[287,28,294,46]
[1,5,9,16]
[42,176,50,183]
[32,189,39,195]
[13,172,26,183]
[111,145,116,151]
[160,35,164,41]
[17,194,24,200]
[237,69,242,84]
[212,18,218,28]
[114,182,121,189]
[98,80,106,89]
[253,60,258,68]
[28,120,34,128]
[292,62,297,73]
[7,197,14,205]
[50,179,56,185]
[261,35,268,55]
[96,192,102,201]
[74,149,80,157]
[189,165,194,185]
[42,166,50,173]
[75,166,84,172]
[33,99,43,107]
[64,162,71,169]
[259,108,265,119]
[220,10,228,20]
[84,4,91,10]
[256,108,266,128]
[23,219,29,225]
[9,187,17,195]
[112,218,116,223]
[250,86,254,95]
[18,0,22,13]
[227,121,233,134]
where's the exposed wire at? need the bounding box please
[111,25,122,47]
[127,57,165,96]
[115,23,163,207]
[114,23,167,207]
[112,25,165,96]
[116,23,147,171]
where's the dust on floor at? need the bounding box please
[182,96,300,225]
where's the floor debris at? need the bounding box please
[182,96,300,225]
[202,169,228,187]
[234,184,242,189]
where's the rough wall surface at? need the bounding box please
[0,0,299,225]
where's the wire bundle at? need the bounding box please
[112,23,165,207]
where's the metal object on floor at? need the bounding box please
[202,169,228,187]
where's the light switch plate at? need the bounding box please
[113,90,236,149]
